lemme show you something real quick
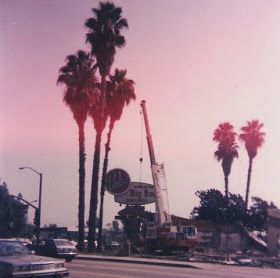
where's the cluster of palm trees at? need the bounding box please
[213,120,265,210]
[57,2,136,252]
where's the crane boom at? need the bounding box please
[140,100,197,253]
[140,100,171,226]
[140,100,156,165]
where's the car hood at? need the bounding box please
[0,254,63,265]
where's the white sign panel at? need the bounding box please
[114,182,156,205]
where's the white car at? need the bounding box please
[0,239,69,277]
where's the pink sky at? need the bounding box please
[1,0,280,227]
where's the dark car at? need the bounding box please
[35,239,77,262]
[0,239,69,278]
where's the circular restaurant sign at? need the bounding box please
[105,168,131,195]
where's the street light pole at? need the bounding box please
[19,166,43,246]
[38,172,42,224]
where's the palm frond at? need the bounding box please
[114,18,128,35]
[105,68,136,122]
[85,2,128,76]
[239,120,265,158]
[115,35,126,48]
[57,49,99,124]
[85,18,98,30]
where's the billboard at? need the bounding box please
[114,182,156,205]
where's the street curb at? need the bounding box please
[76,255,201,269]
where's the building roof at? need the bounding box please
[171,215,239,233]
[268,209,280,219]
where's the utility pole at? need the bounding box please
[19,167,43,246]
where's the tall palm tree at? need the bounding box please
[213,122,239,200]
[239,120,265,209]
[57,50,96,251]
[97,69,135,251]
[85,1,128,251]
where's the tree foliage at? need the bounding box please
[117,206,146,246]
[239,120,265,209]
[213,122,238,199]
[85,1,128,77]
[239,120,265,159]
[57,50,96,125]
[106,68,136,127]
[192,189,246,225]
[247,196,277,232]
[192,188,276,232]
[0,182,28,238]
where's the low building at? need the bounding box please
[171,215,266,252]
[267,209,280,256]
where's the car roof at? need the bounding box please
[0,239,20,242]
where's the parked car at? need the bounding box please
[34,239,78,262]
[0,239,69,277]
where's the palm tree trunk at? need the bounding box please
[87,74,107,252]
[224,174,229,260]
[78,123,86,252]
[97,121,114,252]
[245,158,253,210]
[224,174,229,202]
[88,131,102,252]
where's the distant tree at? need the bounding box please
[57,50,97,251]
[227,193,248,225]
[0,183,12,237]
[97,68,135,251]
[247,196,277,232]
[85,1,128,252]
[192,188,247,225]
[117,205,145,247]
[192,189,227,224]
[43,224,58,229]
[10,200,28,237]
[193,188,277,232]
[213,122,239,200]
[239,120,265,209]
[112,220,120,233]
[0,182,28,238]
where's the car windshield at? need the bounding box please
[0,241,30,256]
[53,240,71,247]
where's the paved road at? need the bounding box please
[67,260,280,278]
